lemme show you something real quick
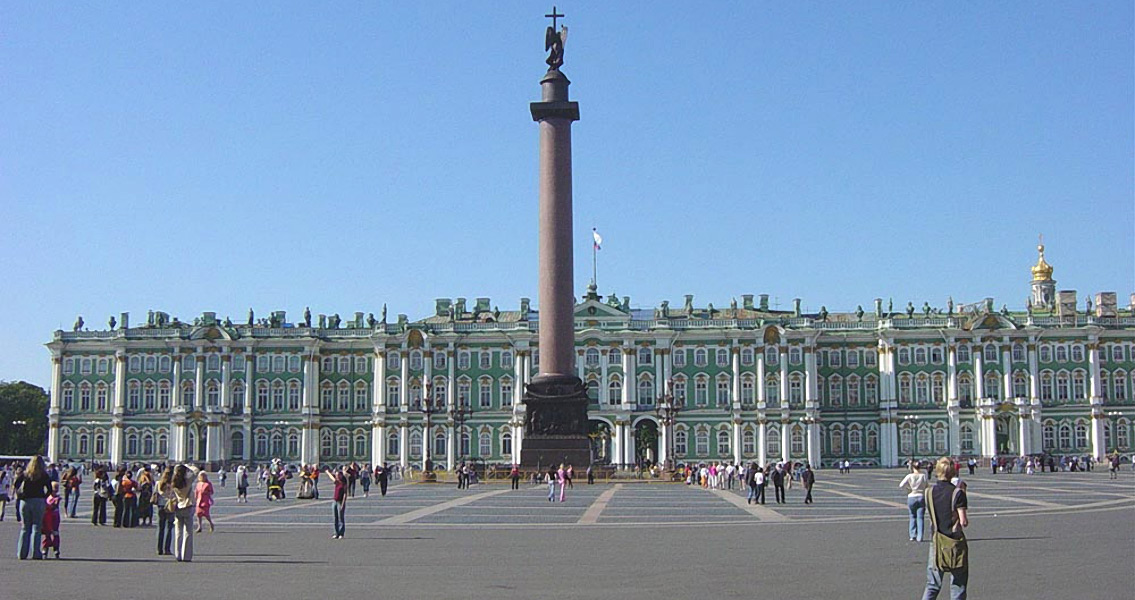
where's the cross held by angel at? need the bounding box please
[545,6,568,69]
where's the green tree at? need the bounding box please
[0,381,48,455]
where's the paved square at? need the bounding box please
[3,470,1132,599]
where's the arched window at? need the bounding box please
[864,375,878,405]
[354,432,367,457]
[228,382,241,412]
[866,426,878,454]
[434,430,447,458]
[900,424,913,455]
[1013,372,1028,399]
[126,432,139,456]
[478,377,493,409]
[181,381,196,407]
[695,377,709,406]
[1042,421,1055,450]
[899,374,912,403]
[829,375,843,407]
[479,432,492,458]
[790,425,805,456]
[143,382,156,411]
[387,430,400,457]
[695,429,709,456]
[338,382,351,412]
[915,373,930,403]
[638,378,655,405]
[741,375,755,405]
[288,380,301,411]
[933,424,948,454]
[61,431,72,456]
[320,429,333,458]
[288,431,300,457]
[272,381,285,412]
[271,432,284,458]
[409,430,422,457]
[849,427,863,455]
[742,428,755,455]
[638,347,653,365]
[79,383,92,412]
[829,426,844,456]
[501,431,513,457]
[717,430,730,457]
[321,382,334,411]
[766,426,780,456]
[1058,423,1072,449]
[96,383,109,411]
[142,432,154,455]
[157,433,168,457]
[674,429,688,456]
[62,383,74,412]
[127,382,141,411]
[789,374,803,405]
[1074,422,1088,448]
[231,431,245,459]
[257,381,269,412]
[847,375,861,406]
[355,382,369,412]
[608,378,622,406]
[585,348,600,366]
[1072,371,1086,401]
[765,375,780,407]
[956,344,971,363]
[693,348,708,367]
[960,424,974,452]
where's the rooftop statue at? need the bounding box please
[544,7,568,70]
[304,307,312,328]
[73,316,84,332]
[108,316,117,330]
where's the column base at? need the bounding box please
[519,374,591,469]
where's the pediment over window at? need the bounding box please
[574,299,630,320]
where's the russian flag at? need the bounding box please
[592,228,602,250]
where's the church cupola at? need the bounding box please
[1030,237,1056,309]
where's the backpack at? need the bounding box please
[926,487,968,571]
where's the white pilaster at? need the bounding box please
[194,354,205,411]
[757,419,768,466]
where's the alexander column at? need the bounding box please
[520,7,591,469]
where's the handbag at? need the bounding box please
[926,488,968,571]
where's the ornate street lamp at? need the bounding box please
[419,384,438,473]
[654,378,679,473]
[449,400,471,464]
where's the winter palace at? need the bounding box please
[45,244,1135,470]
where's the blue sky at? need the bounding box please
[2,3,1132,388]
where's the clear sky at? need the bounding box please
[2,3,1132,389]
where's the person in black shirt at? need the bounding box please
[770,464,786,504]
[801,464,815,504]
[14,456,53,560]
[922,457,969,600]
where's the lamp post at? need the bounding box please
[449,400,471,465]
[84,420,99,468]
[1106,410,1125,453]
[273,421,289,461]
[654,378,679,473]
[11,420,28,455]
[904,414,920,467]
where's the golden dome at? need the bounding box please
[1031,244,1054,282]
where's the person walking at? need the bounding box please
[329,467,348,539]
[359,465,372,497]
[62,467,81,518]
[587,465,595,485]
[545,467,556,502]
[801,464,815,504]
[170,464,199,562]
[565,464,574,490]
[194,471,215,534]
[153,467,175,555]
[236,465,249,503]
[754,465,767,504]
[376,464,390,497]
[40,482,62,559]
[509,465,521,490]
[556,464,567,502]
[14,456,53,560]
[900,462,930,542]
[746,463,759,504]
[921,457,969,600]
[0,467,12,521]
[119,470,138,528]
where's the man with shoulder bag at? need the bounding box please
[922,457,969,600]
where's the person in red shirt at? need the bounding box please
[119,472,138,528]
[327,467,348,539]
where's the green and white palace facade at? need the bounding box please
[45,246,1135,470]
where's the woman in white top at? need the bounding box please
[898,463,930,542]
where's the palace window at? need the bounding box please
[672,378,686,406]
[932,374,945,404]
[456,351,470,370]
[638,379,655,405]
[847,375,861,406]
[1074,422,1088,448]
[127,382,141,411]
[408,430,421,458]
[321,382,334,411]
[956,345,970,363]
[1071,345,1084,363]
[257,355,270,372]
[207,381,221,408]
[931,347,944,364]
[479,378,493,408]
[501,351,513,369]
[79,384,92,412]
[765,346,778,366]
[479,432,492,458]
[355,383,368,412]
[1072,372,1086,400]
[673,349,686,367]
[144,356,156,373]
[765,375,780,407]
[257,382,269,412]
[232,354,245,372]
[741,347,754,366]
[1042,422,1055,450]
[207,354,221,372]
[1055,346,1068,363]
[1013,373,1028,399]
[63,358,74,375]
[984,344,998,362]
[830,349,843,368]
[355,356,368,374]
[354,433,367,458]
[742,429,755,455]
[389,352,402,370]
[741,377,754,404]
[695,430,709,456]
[915,374,930,404]
[847,350,859,368]
[849,428,864,455]
[984,373,1000,400]
[322,356,334,373]
[716,378,730,406]
[829,376,843,406]
[585,348,600,367]
[864,375,877,405]
[270,355,284,373]
[479,351,492,370]
[1040,345,1052,363]
[898,374,912,403]
[338,382,351,411]
[387,431,400,457]
[914,348,927,365]
[694,378,708,406]
[639,347,653,365]
[386,380,401,408]
[458,380,471,407]
[501,379,513,407]
[98,384,110,411]
[288,381,301,411]
[865,350,877,367]
[129,356,141,373]
[434,352,447,370]
[866,427,878,454]
[829,427,843,455]
[898,348,910,366]
[608,379,622,405]
[1058,423,1072,449]
[101,357,114,374]
[789,347,802,365]
[789,375,803,405]
[716,348,729,367]
[790,425,805,456]
[1012,344,1025,363]
[144,382,156,411]
[717,430,730,456]
[229,383,242,411]
[694,349,708,367]
[766,427,780,456]
[674,430,688,456]
[409,351,423,371]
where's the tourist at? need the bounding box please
[557,463,567,502]
[138,468,154,526]
[510,464,521,490]
[120,470,139,528]
[746,463,759,504]
[194,471,215,534]
[586,465,594,485]
[1108,452,1120,479]
[219,468,227,488]
[236,465,249,502]
[802,464,815,504]
[0,467,11,521]
[770,463,786,504]
[14,455,53,560]
[376,463,390,497]
[545,467,556,502]
[922,457,969,599]
[347,462,359,497]
[359,464,372,497]
[329,467,348,539]
[257,465,267,490]
[565,464,574,489]
[40,482,62,559]
[153,467,175,555]
[900,462,930,542]
[90,469,110,525]
[170,464,199,562]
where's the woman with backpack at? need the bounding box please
[91,469,110,525]
[153,467,175,556]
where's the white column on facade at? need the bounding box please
[804,347,817,408]
[1088,342,1106,460]
[513,349,524,406]
[973,348,985,403]
[731,348,741,408]
[779,349,789,409]
[47,355,62,463]
[376,424,388,467]
[206,419,222,466]
[448,349,457,408]
[194,354,205,411]
[756,349,766,406]
[611,422,623,468]
[446,424,456,471]
[757,419,768,466]
[110,352,126,466]
[1017,408,1031,457]
[623,422,636,466]
[172,354,183,409]
[780,418,791,463]
[947,344,960,456]
[399,350,409,411]
[658,348,667,397]
[243,351,253,461]
[621,347,635,408]
[1002,344,1013,400]
[220,355,232,412]
[806,421,819,468]
[599,351,609,405]
[399,423,409,469]
[1027,341,1043,452]
[732,419,742,465]
[577,349,585,381]
[658,422,668,468]
[375,350,387,410]
[300,354,320,466]
[1088,342,1102,402]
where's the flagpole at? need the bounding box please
[592,239,597,287]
